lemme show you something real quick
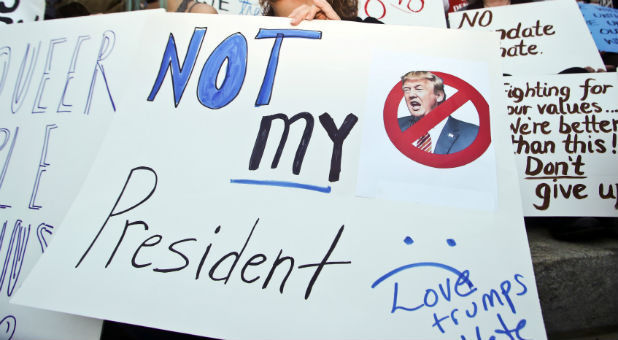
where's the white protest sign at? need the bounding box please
[357,0,446,27]
[195,0,263,16]
[448,0,605,75]
[0,0,44,24]
[0,10,159,339]
[505,73,618,216]
[13,13,545,339]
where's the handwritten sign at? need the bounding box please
[0,11,164,340]
[358,0,446,27]
[505,73,618,216]
[578,2,618,53]
[448,0,605,75]
[0,0,44,24]
[12,13,545,339]
[187,0,263,16]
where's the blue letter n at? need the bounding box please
[147,28,206,107]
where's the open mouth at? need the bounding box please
[409,100,421,110]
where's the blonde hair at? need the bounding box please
[401,71,446,100]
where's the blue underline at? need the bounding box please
[371,262,473,289]
[230,179,332,193]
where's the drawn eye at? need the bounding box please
[403,236,457,247]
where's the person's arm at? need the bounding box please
[177,0,218,14]
[288,0,340,25]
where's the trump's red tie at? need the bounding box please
[416,133,432,153]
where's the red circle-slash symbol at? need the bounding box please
[383,71,491,168]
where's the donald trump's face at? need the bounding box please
[402,78,445,117]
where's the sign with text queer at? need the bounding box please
[505,73,618,216]
[0,11,159,340]
[13,13,545,339]
[448,0,605,75]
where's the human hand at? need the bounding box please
[584,66,607,73]
[288,0,340,26]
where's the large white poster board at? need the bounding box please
[0,11,159,340]
[13,13,545,339]
[505,73,618,216]
[448,0,605,75]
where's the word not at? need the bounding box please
[1,32,116,115]
[75,166,352,300]
[248,112,358,182]
[148,27,322,109]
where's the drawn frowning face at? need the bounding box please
[402,78,444,117]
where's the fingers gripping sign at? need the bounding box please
[288,0,341,25]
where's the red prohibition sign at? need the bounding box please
[383,71,491,168]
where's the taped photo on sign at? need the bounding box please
[397,71,480,155]
[357,52,497,211]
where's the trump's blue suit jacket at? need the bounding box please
[397,116,479,154]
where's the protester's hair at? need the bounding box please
[401,71,446,101]
[260,0,358,20]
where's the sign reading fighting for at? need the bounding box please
[505,73,618,216]
[448,0,605,75]
[0,11,162,340]
[13,13,545,340]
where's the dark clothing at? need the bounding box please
[462,0,533,10]
[397,116,479,154]
[348,16,384,24]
